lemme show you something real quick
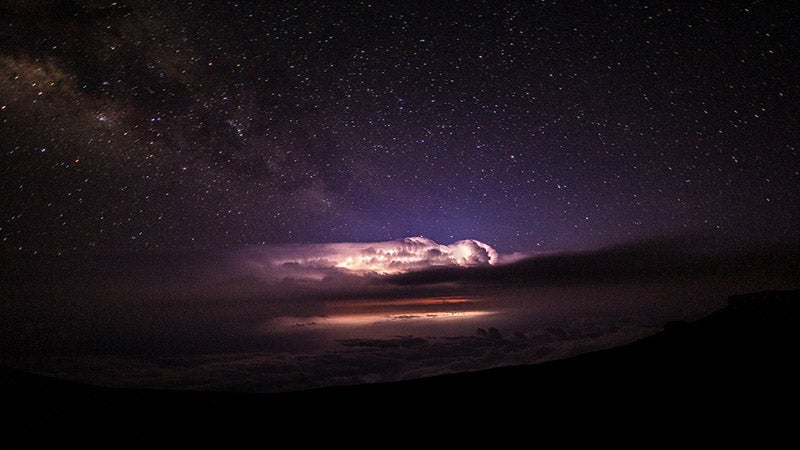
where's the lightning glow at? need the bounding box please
[241,236,506,279]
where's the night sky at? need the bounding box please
[1,1,798,392]
[3,0,797,257]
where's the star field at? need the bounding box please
[2,0,798,257]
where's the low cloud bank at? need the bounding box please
[387,238,800,287]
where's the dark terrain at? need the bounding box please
[3,289,798,445]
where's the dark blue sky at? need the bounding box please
[2,0,798,256]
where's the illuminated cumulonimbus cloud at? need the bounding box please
[329,236,499,274]
[245,237,501,278]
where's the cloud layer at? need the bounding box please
[12,318,656,394]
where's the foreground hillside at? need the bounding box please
[3,289,798,445]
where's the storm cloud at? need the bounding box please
[237,236,509,279]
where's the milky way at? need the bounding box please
[2,0,797,258]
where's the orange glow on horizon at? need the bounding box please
[322,309,492,326]
[326,296,474,309]
[264,295,493,332]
